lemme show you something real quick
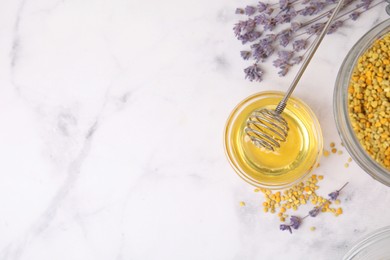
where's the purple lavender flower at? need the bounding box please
[264,7,274,15]
[309,207,321,217]
[280,224,292,234]
[306,22,325,35]
[252,41,274,61]
[291,22,301,32]
[273,58,286,68]
[328,191,339,200]
[239,31,262,44]
[278,65,289,76]
[279,0,289,10]
[240,51,251,60]
[290,216,301,229]
[279,35,289,47]
[290,56,303,64]
[293,39,307,51]
[358,0,374,9]
[328,182,349,200]
[278,29,292,47]
[244,19,256,33]
[244,63,263,81]
[327,20,343,34]
[263,17,276,31]
[350,11,361,20]
[299,6,316,16]
[245,5,257,16]
[233,21,246,37]
[257,1,269,12]
[265,34,277,43]
[235,8,244,14]
[277,50,293,61]
[275,13,293,24]
[254,14,267,25]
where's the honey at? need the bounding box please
[225,91,323,189]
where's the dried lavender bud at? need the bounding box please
[299,6,317,16]
[262,16,276,31]
[244,19,256,33]
[245,5,257,16]
[328,190,339,200]
[306,22,325,35]
[279,0,289,10]
[273,58,286,68]
[278,65,290,76]
[350,11,361,20]
[254,14,267,25]
[265,34,277,42]
[280,224,292,234]
[293,39,307,51]
[244,63,263,81]
[252,40,274,61]
[309,207,321,217]
[235,8,245,14]
[329,182,349,200]
[291,56,303,64]
[359,0,374,9]
[290,216,301,229]
[327,20,343,34]
[240,51,252,60]
[291,22,301,32]
[239,31,262,44]
[264,7,274,15]
[277,50,293,61]
[257,2,269,12]
[275,13,294,24]
[279,34,290,47]
[233,21,246,37]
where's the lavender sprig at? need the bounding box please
[328,182,349,200]
[234,0,386,81]
[280,215,308,233]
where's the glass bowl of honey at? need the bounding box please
[224,91,323,189]
[334,19,390,186]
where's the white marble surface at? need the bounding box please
[1,0,390,259]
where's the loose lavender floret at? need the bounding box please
[328,182,349,201]
[293,39,307,51]
[290,216,301,229]
[280,224,292,233]
[290,56,303,65]
[245,5,257,16]
[244,64,263,82]
[327,20,344,34]
[257,2,269,12]
[309,207,321,217]
[350,11,361,20]
[240,51,251,60]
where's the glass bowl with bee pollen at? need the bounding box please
[334,19,390,186]
[224,91,323,189]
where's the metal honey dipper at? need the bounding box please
[245,0,346,151]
